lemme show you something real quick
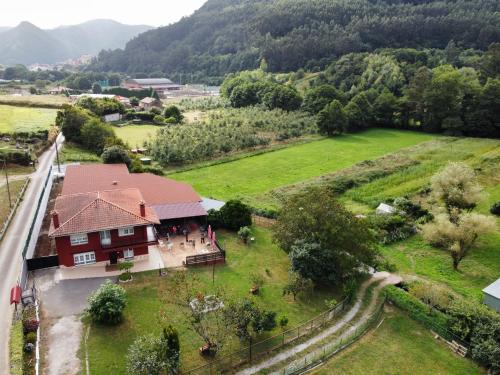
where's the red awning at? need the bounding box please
[152,202,207,221]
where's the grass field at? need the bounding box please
[0,105,57,133]
[84,227,339,374]
[312,308,483,375]
[113,125,161,147]
[170,129,436,208]
[0,94,69,108]
[59,143,101,163]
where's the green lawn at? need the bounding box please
[170,129,436,208]
[312,309,484,375]
[113,125,162,148]
[0,94,69,108]
[340,137,500,212]
[84,226,339,374]
[59,143,101,163]
[0,105,57,133]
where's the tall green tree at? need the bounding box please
[317,100,347,136]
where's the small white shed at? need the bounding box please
[483,279,500,312]
[376,203,396,215]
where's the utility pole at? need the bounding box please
[55,138,61,173]
[3,159,12,208]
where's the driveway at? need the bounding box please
[35,269,115,375]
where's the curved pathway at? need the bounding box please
[237,272,401,375]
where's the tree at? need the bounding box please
[238,226,252,244]
[161,325,180,373]
[87,280,126,325]
[373,89,400,126]
[430,162,483,212]
[273,187,376,285]
[219,200,252,231]
[422,211,495,270]
[283,271,314,301]
[92,83,102,94]
[302,85,344,114]
[229,83,260,107]
[407,66,432,125]
[410,282,452,313]
[223,299,276,342]
[261,85,302,111]
[80,119,116,154]
[101,146,131,167]
[56,105,93,143]
[130,96,140,106]
[317,100,347,136]
[160,271,228,354]
[163,105,183,123]
[127,334,170,375]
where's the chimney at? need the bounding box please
[51,210,60,229]
[139,200,146,217]
[112,181,118,186]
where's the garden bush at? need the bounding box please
[25,332,37,345]
[219,200,252,231]
[490,202,500,216]
[87,280,126,325]
[367,214,416,244]
[101,146,131,167]
[22,319,39,334]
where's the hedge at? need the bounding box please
[9,320,23,375]
[384,285,458,342]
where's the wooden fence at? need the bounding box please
[252,215,276,228]
[185,240,226,267]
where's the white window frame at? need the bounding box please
[100,230,111,245]
[123,248,134,260]
[70,233,88,246]
[73,251,96,266]
[118,227,134,237]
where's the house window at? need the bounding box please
[100,230,111,245]
[118,227,134,237]
[73,251,96,266]
[70,233,88,246]
[123,248,134,260]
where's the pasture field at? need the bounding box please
[0,105,57,134]
[83,227,339,374]
[311,309,483,375]
[169,129,436,208]
[0,94,69,108]
[59,143,101,163]
[0,179,27,226]
[113,125,161,147]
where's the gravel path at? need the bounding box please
[45,316,82,375]
[237,272,401,375]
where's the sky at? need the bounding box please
[0,0,207,28]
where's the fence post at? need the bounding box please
[297,326,300,339]
[282,332,285,346]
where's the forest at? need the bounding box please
[89,0,500,82]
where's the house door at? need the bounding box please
[109,251,118,265]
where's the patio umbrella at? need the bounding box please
[212,231,216,246]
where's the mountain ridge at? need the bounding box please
[0,19,153,65]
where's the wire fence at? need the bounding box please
[182,298,348,375]
[276,299,386,375]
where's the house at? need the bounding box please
[49,188,160,267]
[50,164,208,267]
[124,78,181,91]
[482,279,500,312]
[140,97,162,111]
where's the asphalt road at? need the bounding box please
[0,134,64,375]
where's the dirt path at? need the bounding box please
[45,316,82,375]
[237,272,401,375]
[0,174,29,188]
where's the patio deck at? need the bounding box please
[156,230,218,268]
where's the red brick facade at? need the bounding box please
[56,225,154,267]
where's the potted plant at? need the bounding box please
[118,261,133,283]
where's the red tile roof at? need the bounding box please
[62,164,202,205]
[49,188,160,237]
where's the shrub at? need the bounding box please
[127,335,167,375]
[101,146,131,167]
[154,115,165,123]
[368,214,416,244]
[87,280,126,325]
[238,226,252,243]
[279,315,289,331]
[490,202,500,216]
[219,200,252,231]
[25,332,37,345]
[163,105,183,123]
[22,319,39,334]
